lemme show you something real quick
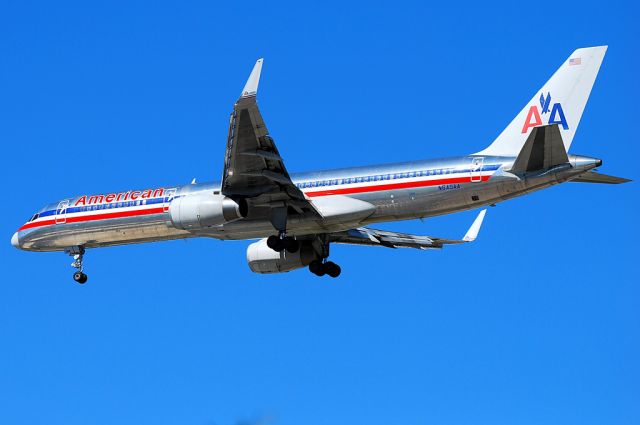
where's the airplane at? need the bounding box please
[11,46,630,283]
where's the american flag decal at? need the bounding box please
[569,57,582,66]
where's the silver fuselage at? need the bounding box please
[14,154,600,252]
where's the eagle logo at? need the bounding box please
[539,92,552,115]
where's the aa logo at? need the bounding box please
[521,92,568,134]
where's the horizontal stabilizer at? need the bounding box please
[571,171,631,184]
[510,124,569,174]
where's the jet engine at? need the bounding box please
[169,191,247,230]
[247,238,319,274]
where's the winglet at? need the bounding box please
[241,58,263,98]
[463,209,487,242]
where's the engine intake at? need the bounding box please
[169,191,247,230]
[247,238,318,274]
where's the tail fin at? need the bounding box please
[476,46,607,157]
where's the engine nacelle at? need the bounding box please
[169,191,247,230]
[247,238,319,274]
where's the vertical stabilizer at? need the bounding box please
[476,46,607,157]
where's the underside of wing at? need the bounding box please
[330,209,487,249]
[220,60,319,224]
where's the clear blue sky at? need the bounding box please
[1,1,638,424]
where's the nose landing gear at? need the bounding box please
[73,271,88,284]
[66,246,88,284]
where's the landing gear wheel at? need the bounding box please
[267,235,284,252]
[309,260,341,278]
[73,272,88,284]
[325,261,341,278]
[309,260,325,276]
[283,237,300,253]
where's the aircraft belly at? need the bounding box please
[21,214,190,251]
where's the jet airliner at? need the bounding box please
[11,46,629,283]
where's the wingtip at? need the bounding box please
[463,209,487,242]
[241,58,264,98]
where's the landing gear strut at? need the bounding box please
[307,236,341,278]
[66,246,88,284]
[267,233,300,253]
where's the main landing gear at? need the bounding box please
[266,232,342,278]
[266,233,300,253]
[66,246,88,284]
[307,236,341,278]
[309,260,341,278]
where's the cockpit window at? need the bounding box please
[29,213,39,222]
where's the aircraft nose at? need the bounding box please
[11,232,19,249]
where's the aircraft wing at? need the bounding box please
[221,59,317,219]
[329,209,487,249]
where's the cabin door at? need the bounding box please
[163,188,177,213]
[55,200,70,224]
[470,157,484,183]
